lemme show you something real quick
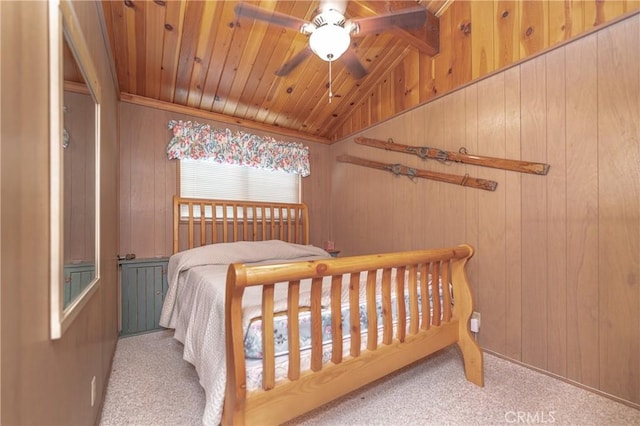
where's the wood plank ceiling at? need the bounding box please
[101,0,450,143]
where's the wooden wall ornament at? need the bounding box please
[355,137,550,175]
[336,154,497,191]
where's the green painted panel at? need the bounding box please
[63,263,95,307]
[120,258,169,336]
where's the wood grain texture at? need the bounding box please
[503,65,522,361]
[564,31,600,390]
[102,0,639,141]
[113,6,640,409]
[222,245,481,425]
[470,0,495,79]
[545,46,567,377]
[334,1,638,140]
[596,14,640,404]
[519,54,548,369]
[326,12,640,406]
[476,73,507,354]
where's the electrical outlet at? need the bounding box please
[470,312,481,333]
[91,376,96,407]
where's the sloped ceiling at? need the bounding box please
[101,1,451,143]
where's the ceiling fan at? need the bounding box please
[234,1,428,80]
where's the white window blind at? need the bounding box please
[180,159,301,204]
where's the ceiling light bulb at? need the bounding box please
[309,24,350,61]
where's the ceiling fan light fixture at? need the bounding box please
[309,24,350,61]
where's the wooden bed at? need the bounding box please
[166,196,484,426]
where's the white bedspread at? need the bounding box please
[159,240,330,426]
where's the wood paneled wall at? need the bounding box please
[329,12,640,406]
[1,1,120,424]
[118,102,331,259]
[333,0,640,140]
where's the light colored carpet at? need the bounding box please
[100,330,639,426]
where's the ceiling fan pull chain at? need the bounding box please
[328,58,333,103]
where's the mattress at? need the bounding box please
[243,280,441,359]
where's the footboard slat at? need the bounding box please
[261,284,275,390]
[420,263,430,330]
[349,272,361,357]
[366,270,378,351]
[310,277,323,372]
[330,275,343,364]
[431,261,441,327]
[287,280,301,380]
[442,260,452,322]
[408,265,419,334]
[381,268,393,345]
[395,266,407,343]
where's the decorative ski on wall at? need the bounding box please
[336,154,498,191]
[354,137,550,175]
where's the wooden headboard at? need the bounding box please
[173,196,310,253]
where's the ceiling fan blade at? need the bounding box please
[341,49,368,80]
[275,47,313,77]
[351,6,427,35]
[234,3,309,31]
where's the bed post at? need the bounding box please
[452,244,484,387]
[223,264,248,426]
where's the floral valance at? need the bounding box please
[166,120,310,177]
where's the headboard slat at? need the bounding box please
[172,196,310,253]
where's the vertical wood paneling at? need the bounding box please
[548,0,568,45]
[123,1,138,93]
[379,73,394,120]
[450,0,472,88]
[418,55,436,103]
[503,66,522,360]
[421,100,445,249]
[565,32,599,389]
[171,1,204,105]
[403,50,420,108]
[545,47,567,377]
[159,0,187,102]
[442,90,467,247]
[143,1,166,99]
[495,1,520,68]
[185,1,221,109]
[153,113,167,257]
[519,0,549,60]
[434,4,453,95]
[596,15,640,404]
[128,107,156,257]
[335,2,639,141]
[519,55,548,369]
[567,0,586,37]
[463,84,480,308]
[390,113,414,251]
[476,74,506,353]
[470,0,495,79]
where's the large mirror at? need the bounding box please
[50,0,102,339]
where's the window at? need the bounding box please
[179,159,301,219]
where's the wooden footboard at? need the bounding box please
[222,244,484,426]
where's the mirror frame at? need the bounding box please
[50,0,102,339]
